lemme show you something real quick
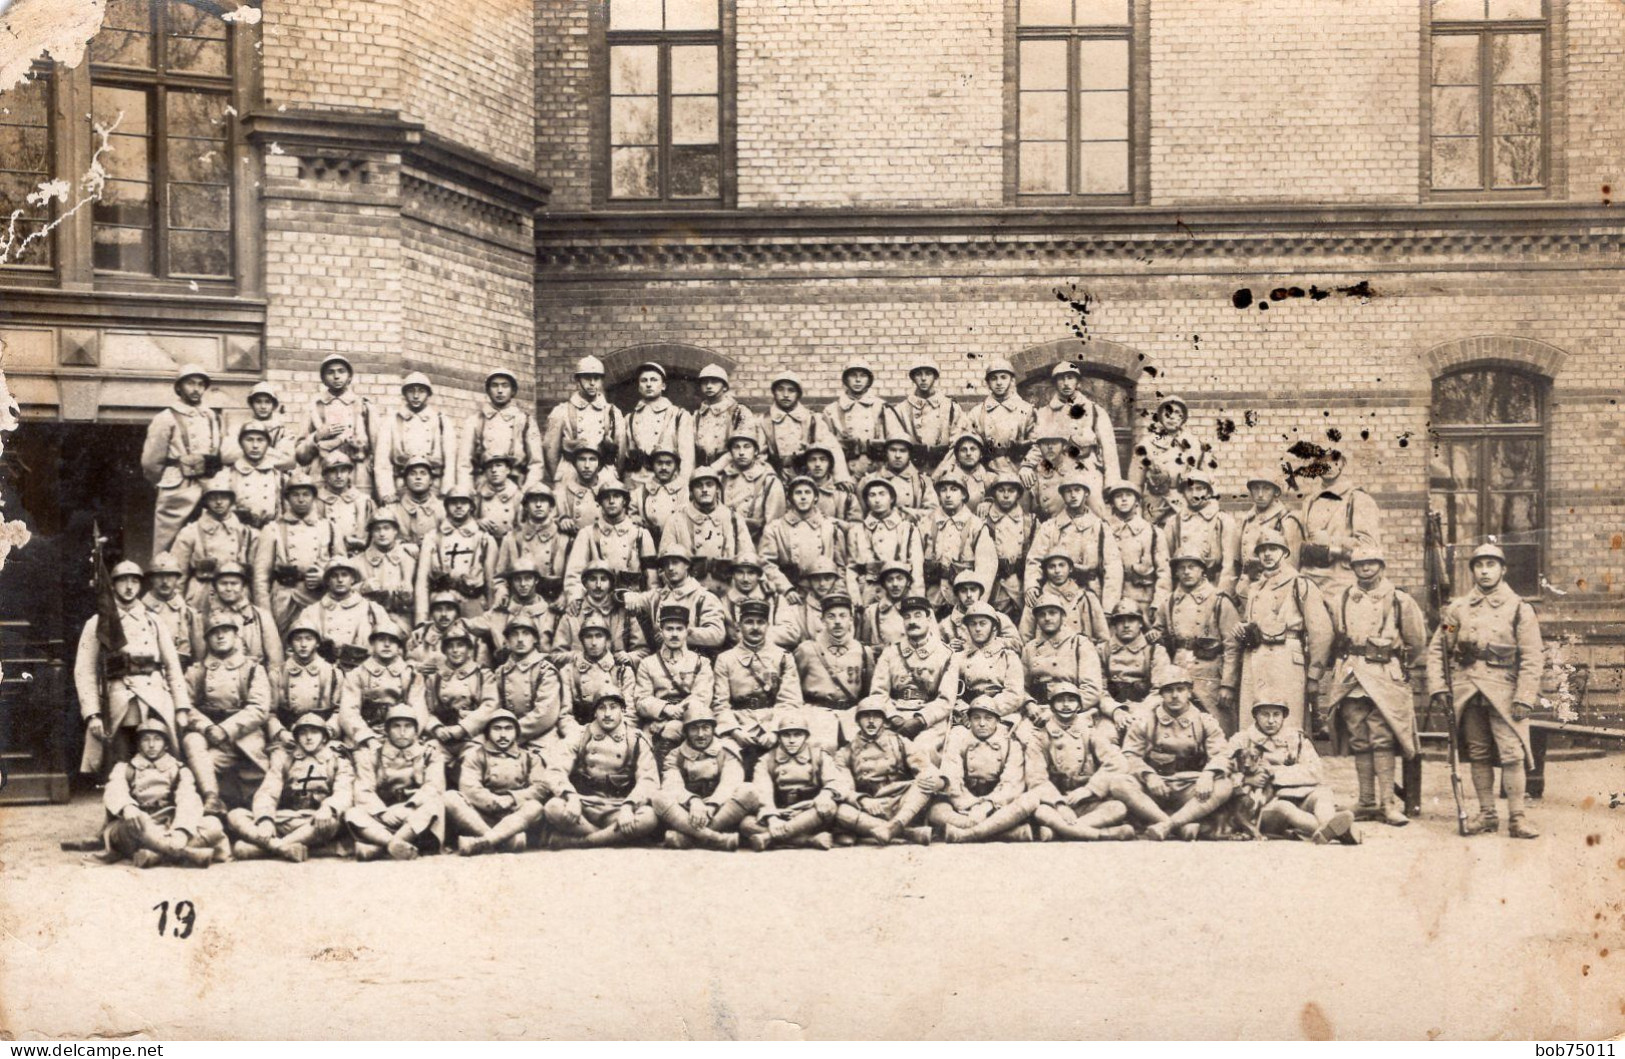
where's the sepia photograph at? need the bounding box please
[0,0,1621,1043]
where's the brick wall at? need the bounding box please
[1148,0,1420,205]
[261,0,403,112]
[734,0,1004,208]
[1566,0,1625,201]
[534,0,594,211]
[534,255,1625,617]
[400,0,535,171]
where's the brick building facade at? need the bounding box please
[2,0,1623,793]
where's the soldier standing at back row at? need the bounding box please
[543,356,624,486]
[1298,451,1381,594]
[1023,361,1120,514]
[1236,474,1305,605]
[964,356,1037,476]
[1427,543,1543,839]
[1236,529,1333,736]
[692,364,754,468]
[142,365,224,555]
[884,358,963,474]
[822,358,888,480]
[464,369,544,494]
[376,372,459,504]
[297,354,378,500]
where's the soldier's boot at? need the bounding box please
[1107,776,1172,827]
[499,834,527,853]
[706,792,759,835]
[1311,810,1357,846]
[946,799,1033,843]
[180,733,227,816]
[1352,752,1380,821]
[767,809,829,848]
[663,832,694,850]
[129,849,163,869]
[1503,765,1538,839]
[1034,804,1110,842]
[346,810,397,854]
[354,842,385,861]
[1508,813,1540,839]
[883,786,935,843]
[1079,800,1130,828]
[277,841,310,863]
[1372,751,1409,826]
[486,803,547,849]
[1467,762,1500,834]
[173,843,216,869]
[205,825,234,864]
[387,823,422,860]
[655,798,710,847]
[835,805,893,844]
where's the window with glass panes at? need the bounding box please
[1429,0,1547,193]
[0,71,53,268]
[88,0,234,277]
[606,0,723,203]
[1428,368,1546,596]
[1016,0,1132,199]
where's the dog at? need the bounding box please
[1207,742,1274,841]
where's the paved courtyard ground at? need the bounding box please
[1,754,1622,1040]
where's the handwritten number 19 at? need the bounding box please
[153,900,196,939]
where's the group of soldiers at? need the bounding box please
[77,351,1546,867]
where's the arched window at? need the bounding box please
[600,343,736,412]
[1017,366,1135,472]
[1429,365,1546,596]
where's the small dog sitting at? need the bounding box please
[1208,743,1274,840]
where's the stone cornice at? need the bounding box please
[535,203,1625,272]
[241,108,551,215]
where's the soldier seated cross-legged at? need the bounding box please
[547,692,662,849]
[95,718,231,869]
[1019,682,1146,842]
[740,709,855,852]
[227,714,354,863]
[834,695,938,847]
[652,701,759,851]
[928,700,1034,844]
[1120,666,1236,842]
[346,704,448,861]
[179,615,272,818]
[1225,701,1358,845]
[447,709,570,856]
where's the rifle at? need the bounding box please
[1426,511,1469,835]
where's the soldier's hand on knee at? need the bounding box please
[256,821,276,843]
[814,791,838,816]
[689,801,713,828]
[615,805,637,833]
[1145,775,1169,799]
[121,805,144,822]
[1194,773,1215,800]
[1217,688,1237,712]
[205,725,230,750]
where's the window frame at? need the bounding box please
[1423,0,1564,201]
[0,63,58,272]
[1005,0,1148,206]
[1428,366,1548,600]
[594,0,736,210]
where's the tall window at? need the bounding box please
[1429,0,1547,194]
[89,0,234,277]
[1429,367,1546,596]
[1015,0,1132,199]
[0,70,53,268]
[606,0,723,203]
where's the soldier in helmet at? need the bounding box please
[556,614,635,732]
[543,355,624,485]
[858,560,914,650]
[407,590,491,673]
[1120,666,1236,840]
[96,716,230,867]
[713,598,804,767]
[664,464,758,599]
[74,560,191,776]
[178,613,272,816]
[497,482,570,604]
[1298,450,1382,594]
[759,480,848,605]
[762,369,814,477]
[800,440,858,520]
[446,708,570,855]
[1237,473,1306,604]
[1156,548,1243,734]
[1106,478,1170,621]
[979,471,1036,619]
[631,445,689,542]
[1024,420,1084,522]
[297,352,378,498]
[965,356,1037,475]
[1128,394,1196,527]
[1099,600,1171,728]
[1023,361,1121,504]
[473,453,523,543]
[172,475,256,610]
[464,368,544,494]
[476,558,559,660]
[865,429,939,523]
[652,701,759,851]
[552,560,647,667]
[834,695,938,845]
[356,510,416,628]
[633,605,716,760]
[338,618,426,748]
[294,556,395,673]
[422,622,500,772]
[1236,528,1334,735]
[376,371,460,504]
[791,592,872,750]
[883,356,963,473]
[562,479,655,602]
[547,691,662,848]
[1226,700,1359,845]
[1017,553,1109,647]
[852,475,925,606]
[346,703,447,860]
[227,421,282,529]
[820,358,887,479]
[555,446,614,536]
[740,709,855,851]
[623,362,696,492]
[929,698,1033,843]
[269,615,342,746]
[954,601,1027,729]
[1020,591,1105,731]
[1026,472,1123,612]
[933,432,996,511]
[1321,545,1427,826]
[414,483,497,622]
[221,380,295,470]
[141,364,224,553]
[142,552,197,671]
[941,571,1023,655]
[315,449,374,557]
[190,561,282,673]
[718,558,774,647]
[624,539,728,655]
[692,363,755,469]
[1427,542,1544,839]
[715,426,786,540]
[1020,682,1147,841]
[229,712,354,862]
[253,468,338,634]
[489,614,565,755]
[384,456,447,549]
[1168,469,1239,597]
